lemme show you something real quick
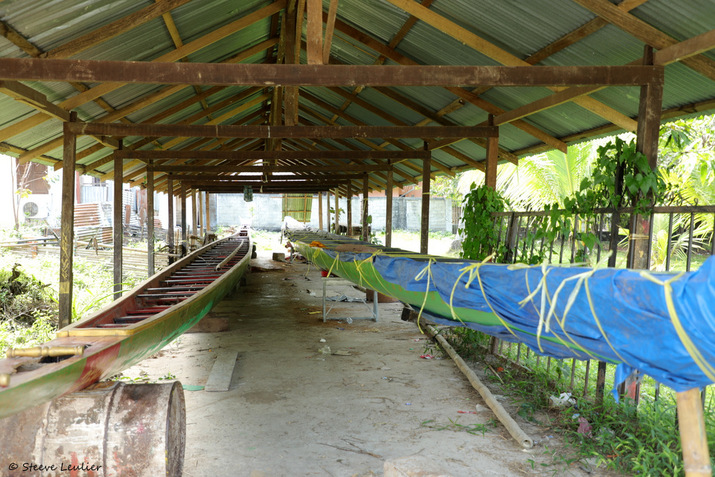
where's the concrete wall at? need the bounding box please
[213,193,453,233]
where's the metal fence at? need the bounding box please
[470,205,715,405]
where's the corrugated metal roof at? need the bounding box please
[0,0,712,192]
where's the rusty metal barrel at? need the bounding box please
[0,381,185,476]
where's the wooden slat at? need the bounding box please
[205,350,239,392]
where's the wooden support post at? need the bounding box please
[485,114,499,189]
[147,160,155,276]
[196,190,203,236]
[385,166,393,248]
[361,173,369,242]
[205,192,210,234]
[113,142,123,299]
[677,388,713,477]
[59,112,77,329]
[191,189,197,237]
[347,182,353,236]
[318,192,323,231]
[326,190,331,232]
[167,175,174,258]
[334,189,339,234]
[306,0,323,65]
[200,191,206,236]
[420,144,431,255]
[180,181,187,252]
[622,46,665,403]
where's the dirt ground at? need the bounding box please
[119,251,604,477]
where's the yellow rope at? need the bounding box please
[584,276,627,362]
[413,258,437,334]
[449,258,520,341]
[641,271,715,382]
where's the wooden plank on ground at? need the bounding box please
[204,350,239,392]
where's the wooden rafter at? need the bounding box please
[572,0,715,81]
[382,0,640,131]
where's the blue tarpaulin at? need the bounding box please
[312,244,715,392]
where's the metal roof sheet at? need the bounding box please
[0,0,712,192]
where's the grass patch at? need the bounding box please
[443,328,715,476]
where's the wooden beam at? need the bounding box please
[116,149,431,160]
[0,20,42,57]
[154,165,391,173]
[44,0,194,59]
[322,0,339,64]
[0,58,662,87]
[381,0,641,131]
[572,0,715,81]
[330,21,566,153]
[68,123,498,139]
[56,1,286,111]
[306,0,324,65]
[655,29,715,67]
[0,81,70,121]
[59,113,78,329]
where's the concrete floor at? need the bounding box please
[120,252,590,477]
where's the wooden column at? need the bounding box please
[180,182,187,251]
[318,192,323,231]
[191,189,197,237]
[326,190,331,232]
[485,114,499,189]
[361,174,369,242]
[147,160,155,276]
[385,166,393,248]
[420,145,431,255]
[113,142,123,299]
[167,175,174,256]
[199,191,205,236]
[205,192,211,234]
[58,112,77,329]
[346,182,353,236]
[334,189,339,234]
[633,45,664,271]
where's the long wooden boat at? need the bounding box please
[0,230,252,419]
[288,230,715,393]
